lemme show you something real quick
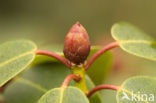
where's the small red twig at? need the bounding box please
[35,50,71,68]
[61,74,81,88]
[85,41,119,70]
[87,84,120,97]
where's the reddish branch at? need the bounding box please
[61,74,81,88]
[85,41,119,70]
[87,84,120,97]
[35,50,71,68]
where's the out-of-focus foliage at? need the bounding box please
[0,0,156,44]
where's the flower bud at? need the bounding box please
[63,22,90,65]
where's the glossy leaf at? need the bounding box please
[0,40,37,87]
[4,63,102,103]
[117,76,156,103]
[38,87,89,103]
[87,46,112,85]
[111,22,156,61]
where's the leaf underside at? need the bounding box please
[111,22,156,61]
[0,40,37,87]
[38,87,89,103]
[117,76,156,103]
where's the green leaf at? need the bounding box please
[38,86,89,103]
[4,62,102,103]
[117,76,156,103]
[111,22,156,61]
[85,75,102,103]
[87,46,112,85]
[0,40,37,87]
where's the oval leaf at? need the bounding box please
[111,22,156,61]
[0,40,37,86]
[117,76,156,103]
[38,87,89,103]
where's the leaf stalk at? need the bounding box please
[87,84,120,97]
[35,50,71,68]
[61,74,81,88]
[85,41,119,70]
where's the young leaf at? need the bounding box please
[87,46,112,85]
[117,76,156,103]
[38,87,89,103]
[0,40,37,87]
[4,62,102,103]
[111,22,156,61]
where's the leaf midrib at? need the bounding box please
[119,40,156,44]
[59,87,65,103]
[17,77,48,93]
[0,51,35,68]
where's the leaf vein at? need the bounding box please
[17,77,48,93]
[59,87,65,103]
[119,40,156,44]
[0,51,35,68]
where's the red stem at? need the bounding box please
[35,50,71,68]
[61,74,81,88]
[85,41,119,70]
[87,84,120,97]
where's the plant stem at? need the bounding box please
[86,84,120,97]
[61,74,81,88]
[72,66,88,93]
[85,41,119,70]
[35,50,71,68]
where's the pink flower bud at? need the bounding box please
[63,22,90,65]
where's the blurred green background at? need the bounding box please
[1,0,156,102]
[0,0,156,44]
